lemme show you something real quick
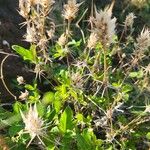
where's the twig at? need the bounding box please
[0,54,17,100]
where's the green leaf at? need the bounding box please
[0,106,12,120]
[146,132,150,140]
[9,124,23,137]
[42,92,55,105]
[54,93,62,113]
[51,126,59,133]
[76,113,84,122]
[46,108,56,121]
[129,70,143,78]
[24,84,35,91]
[37,103,45,117]
[30,44,38,63]
[67,39,82,47]
[122,84,133,93]
[76,134,91,150]
[53,44,67,59]
[12,45,34,62]
[129,72,138,78]
[60,132,74,150]
[13,101,24,114]
[46,146,55,150]
[59,106,73,133]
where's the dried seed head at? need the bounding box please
[135,28,150,51]
[93,6,116,47]
[144,103,150,113]
[24,25,37,43]
[87,32,99,49]
[124,13,136,27]
[122,53,126,58]
[57,33,67,46]
[19,90,29,100]
[46,22,55,39]
[131,0,147,8]
[47,29,55,39]
[63,0,82,21]
[19,0,31,18]
[71,72,83,89]
[17,76,25,85]
[28,0,39,6]
[38,36,48,48]
[20,104,45,147]
[143,64,150,76]
[41,0,55,8]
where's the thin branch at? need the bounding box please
[0,54,17,100]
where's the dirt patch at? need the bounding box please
[0,0,32,102]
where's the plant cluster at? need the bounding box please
[0,0,150,149]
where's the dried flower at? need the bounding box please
[135,28,150,51]
[144,105,150,113]
[63,0,82,21]
[124,13,136,28]
[47,29,55,40]
[28,0,39,6]
[71,72,83,89]
[93,6,116,47]
[17,76,25,85]
[41,0,55,8]
[143,64,150,76]
[19,90,29,100]
[131,0,147,8]
[87,32,98,49]
[20,104,45,147]
[94,116,107,127]
[57,33,67,46]
[19,0,31,18]
[24,24,37,43]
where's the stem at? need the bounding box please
[0,55,16,100]
[93,51,101,72]
[103,47,108,84]
[66,20,71,68]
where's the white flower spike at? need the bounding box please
[93,6,116,47]
[20,104,45,147]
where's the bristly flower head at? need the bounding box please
[24,24,37,43]
[57,33,67,46]
[19,0,31,18]
[63,0,83,21]
[17,76,25,85]
[20,104,45,147]
[19,90,29,100]
[87,32,99,49]
[135,27,150,51]
[124,12,136,28]
[41,0,55,8]
[93,6,116,47]
[28,0,40,6]
[131,0,147,8]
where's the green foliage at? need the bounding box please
[1,0,150,149]
[12,45,37,63]
[59,106,74,133]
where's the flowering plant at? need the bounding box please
[0,0,150,149]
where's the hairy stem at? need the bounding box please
[103,47,108,84]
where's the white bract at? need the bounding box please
[20,104,45,147]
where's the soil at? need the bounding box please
[0,0,33,102]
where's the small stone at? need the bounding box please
[2,40,10,48]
